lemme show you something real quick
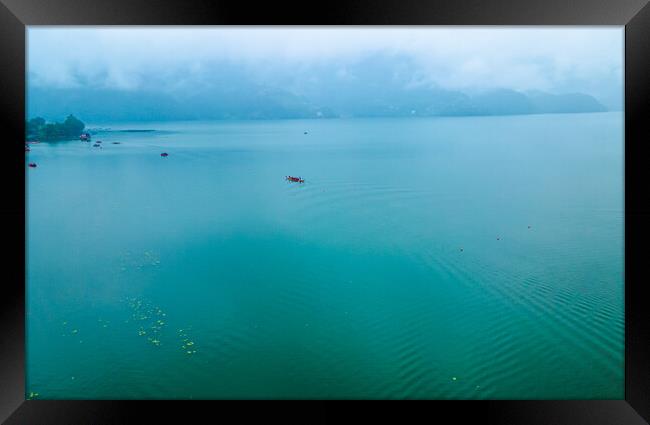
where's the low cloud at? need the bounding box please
[28,27,623,107]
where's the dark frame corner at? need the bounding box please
[1,0,648,423]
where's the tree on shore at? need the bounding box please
[26,115,85,140]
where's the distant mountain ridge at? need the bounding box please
[27,85,608,123]
[27,53,608,122]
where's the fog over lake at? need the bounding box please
[28,27,623,121]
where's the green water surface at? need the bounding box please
[26,112,624,399]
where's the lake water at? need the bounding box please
[26,112,624,399]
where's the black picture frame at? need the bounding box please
[1,0,649,423]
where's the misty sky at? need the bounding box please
[27,27,624,109]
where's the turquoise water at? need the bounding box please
[26,112,624,399]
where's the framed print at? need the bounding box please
[1,0,649,423]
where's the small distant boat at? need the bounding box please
[28,163,37,168]
[304,131,308,135]
[160,152,169,157]
[80,133,91,141]
[26,140,40,144]
[96,141,102,144]
[93,143,101,147]
[286,176,304,183]
[112,142,121,144]
[25,147,30,152]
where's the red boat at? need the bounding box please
[286,176,304,183]
[28,163,37,168]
